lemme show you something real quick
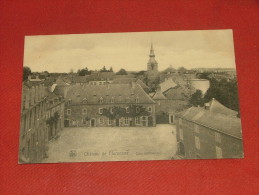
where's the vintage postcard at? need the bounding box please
[19,30,243,163]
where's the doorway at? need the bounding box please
[90,119,95,127]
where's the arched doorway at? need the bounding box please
[90,119,96,127]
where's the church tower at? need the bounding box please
[146,43,160,89]
[147,43,158,71]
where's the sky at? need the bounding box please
[24,30,237,73]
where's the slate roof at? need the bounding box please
[179,99,242,139]
[72,76,89,83]
[65,84,156,104]
[152,88,167,100]
[206,98,238,117]
[112,78,150,91]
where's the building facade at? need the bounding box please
[174,99,243,159]
[45,92,65,140]
[64,83,156,127]
[19,83,48,163]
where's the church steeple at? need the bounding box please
[147,42,158,71]
[149,42,155,57]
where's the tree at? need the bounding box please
[204,78,239,112]
[116,68,128,75]
[100,66,107,72]
[189,90,204,107]
[23,66,31,81]
[178,67,188,73]
[77,67,91,76]
[109,67,113,72]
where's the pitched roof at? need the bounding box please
[206,98,238,117]
[179,101,242,139]
[72,76,89,83]
[86,71,115,81]
[65,84,156,104]
[152,88,167,100]
[112,78,149,90]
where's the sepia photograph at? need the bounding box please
[19,30,243,163]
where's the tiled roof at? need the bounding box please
[65,84,156,104]
[179,100,242,139]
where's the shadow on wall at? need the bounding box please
[156,111,169,124]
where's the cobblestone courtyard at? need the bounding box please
[43,124,177,163]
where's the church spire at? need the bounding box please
[149,42,155,57]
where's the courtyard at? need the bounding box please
[43,124,177,163]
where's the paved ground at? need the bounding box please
[43,124,177,163]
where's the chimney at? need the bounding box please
[204,103,210,110]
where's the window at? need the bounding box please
[67,109,71,115]
[148,107,152,112]
[135,117,140,124]
[111,97,114,103]
[99,97,103,104]
[142,116,146,120]
[179,128,183,140]
[124,117,129,125]
[195,136,200,150]
[126,107,129,113]
[68,99,72,105]
[215,132,221,143]
[108,118,112,125]
[135,97,139,103]
[99,108,103,114]
[93,82,96,85]
[110,108,114,114]
[82,108,87,115]
[194,124,199,133]
[136,107,140,113]
[83,98,87,104]
[216,146,223,158]
[99,118,104,124]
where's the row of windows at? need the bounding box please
[99,117,141,125]
[179,128,222,143]
[179,128,223,158]
[67,96,140,105]
[66,107,153,115]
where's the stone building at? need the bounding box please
[19,82,48,163]
[45,92,65,140]
[174,98,243,159]
[64,83,156,127]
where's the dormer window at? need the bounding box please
[83,98,87,104]
[110,108,114,114]
[135,97,139,103]
[68,99,72,105]
[126,107,129,113]
[99,97,103,104]
[148,107,152,112]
